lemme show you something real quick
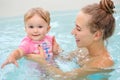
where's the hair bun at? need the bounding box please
[100,0,115,14]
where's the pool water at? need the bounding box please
[0,6,120,80]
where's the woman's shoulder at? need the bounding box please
[84,55,114,68]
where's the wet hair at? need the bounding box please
[24,7,50,25]
[81,0,115,40]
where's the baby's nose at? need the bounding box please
[33,28,38,32]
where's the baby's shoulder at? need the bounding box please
[21,36,31,41]
[20,36,31,44]
[45,35,54,39]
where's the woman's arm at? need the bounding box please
[26,53,113,80]
[26,46,113,79]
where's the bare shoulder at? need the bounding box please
[84,56,114,68]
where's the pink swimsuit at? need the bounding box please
[19,35,54,61]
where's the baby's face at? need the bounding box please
[25,14,50,41]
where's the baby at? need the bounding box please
[1,7,61,68]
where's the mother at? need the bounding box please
[27,0,115,79]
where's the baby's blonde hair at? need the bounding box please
[24,7,50,25]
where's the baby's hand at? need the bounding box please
[1,55,18,69]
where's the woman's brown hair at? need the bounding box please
[82,0,115,40]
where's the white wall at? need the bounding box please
[0,0,119,18]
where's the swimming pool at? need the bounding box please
[0,6,120,80]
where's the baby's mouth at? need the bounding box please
[32,34,40,36]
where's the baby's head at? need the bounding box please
[24,7,50,25]
[24,7,51,41]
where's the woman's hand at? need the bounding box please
[52,36,63,55]
[26,45,46,62]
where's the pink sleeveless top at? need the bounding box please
[19,35,53,61]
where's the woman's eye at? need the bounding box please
[29,26,34,28]
[75,25,81,31]
[77,28,81,31]
[75,27,81,31]
[38,26,43,28]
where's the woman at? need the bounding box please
[26,0,115,79]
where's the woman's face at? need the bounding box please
[72,11,95,48]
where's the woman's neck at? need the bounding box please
[87,41,108,57]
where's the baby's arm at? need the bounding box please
[1,48,25,69]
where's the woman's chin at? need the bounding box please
[77,44,83,48]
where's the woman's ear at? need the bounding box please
[94,30,103,40]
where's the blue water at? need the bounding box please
[0,6,120,80]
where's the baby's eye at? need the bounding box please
[29,26,34,28]
[38,26,43,28]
